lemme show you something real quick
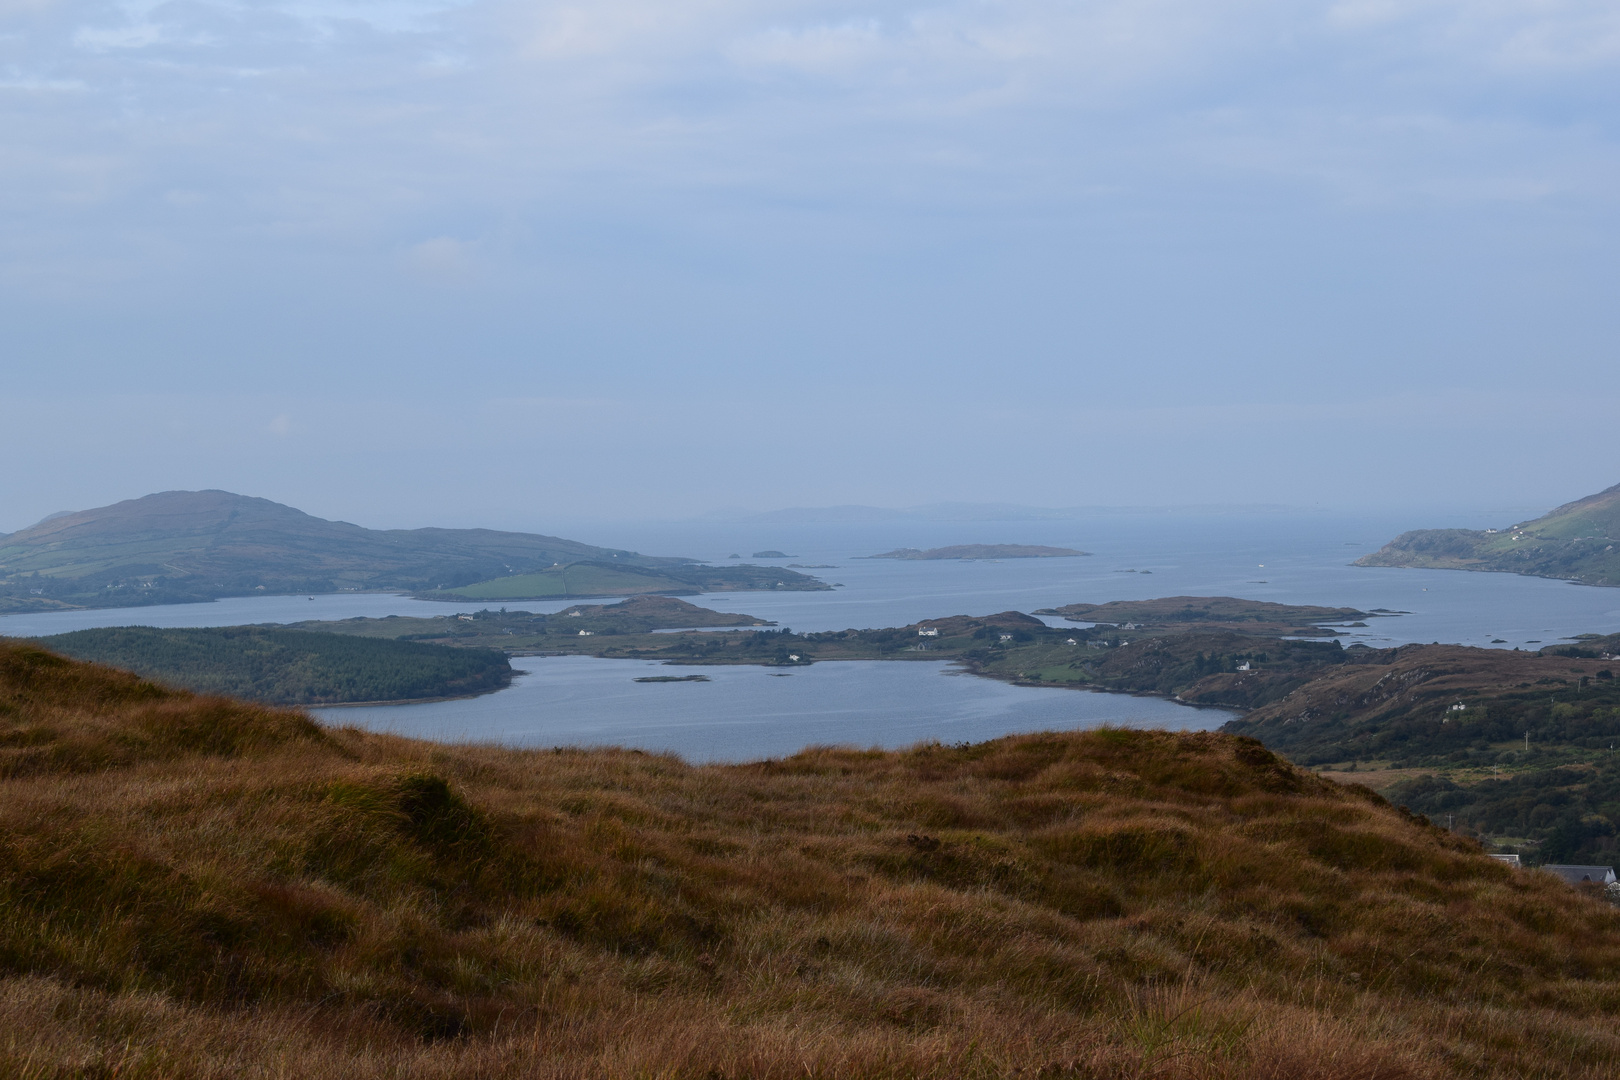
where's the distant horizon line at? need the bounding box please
[689,502,1323,525]
[1,489,1561,538]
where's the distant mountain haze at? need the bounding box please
[1358,482,1620,587]
[0,490,823,611]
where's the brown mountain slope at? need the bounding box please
[4,641,1620,1077]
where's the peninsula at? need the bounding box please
[868,544,1088,560]
[0,490,828,612]
[280,594,773,648]
[1357,480,1620,587]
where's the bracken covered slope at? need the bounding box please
[3,641,1620,1078]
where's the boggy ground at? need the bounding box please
[4,642,1620,1078]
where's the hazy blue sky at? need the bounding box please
[4,0,1617,531]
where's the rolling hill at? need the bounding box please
[1357,482,1620,586]
[0,490,826,610]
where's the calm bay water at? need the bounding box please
[8,512,1619,760]
[636,513,1620,649]
[313,655,1224,763]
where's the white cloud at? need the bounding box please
[72,22,168,49]
[403,236,477,279]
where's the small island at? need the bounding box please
[867,544,1088,560]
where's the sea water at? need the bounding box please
[312,655,1225,763]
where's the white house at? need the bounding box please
[918,628,939,637]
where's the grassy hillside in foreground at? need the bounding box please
[5,643,1620,1077]
[1356,482,1620,586]
[26,626,513,705]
